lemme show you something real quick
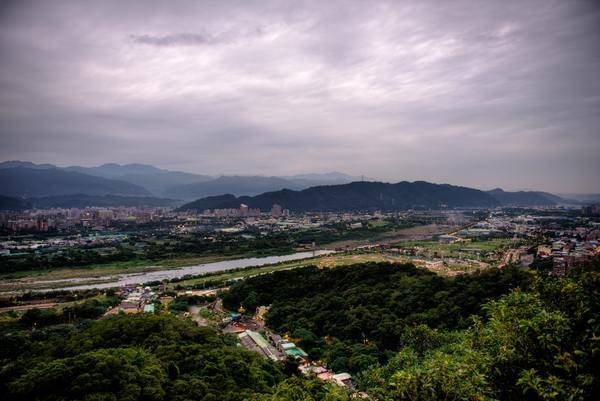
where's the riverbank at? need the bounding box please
[0,250,334,293]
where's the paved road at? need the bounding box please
[0,302,58,313]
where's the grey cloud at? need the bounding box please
[130,26,267,47]
[130,33,222,47]
[0,0,599,193]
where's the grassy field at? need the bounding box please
[168,253,419,289]
[324,223,454,249]
[396,238,517,255]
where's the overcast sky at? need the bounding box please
[0,0,599,193]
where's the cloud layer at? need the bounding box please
[0,0,599,192]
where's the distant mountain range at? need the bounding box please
[0,161,359,200]
[0,167,151,198]
[282,172,367,182]
[0,193,179,210]
[559,193,600,203]
[28,194,180,209]
[0,161,212,196]
[0,160,588,210]
[0,161,58,170]
[167,175,355,199]
[61,163,213,195]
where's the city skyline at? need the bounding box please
[1,0,599,193]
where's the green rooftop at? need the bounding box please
[246,330,270,349]
[284,347,308,357]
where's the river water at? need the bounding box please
[36,250,334,292]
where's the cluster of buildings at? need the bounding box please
[370,207,600,274]
[463,209,600,274]
[238,330,286,361]
[298,365,354,388]
[1,203,431,242]
[0,233,127,258]
[106,286,157,315]
[236,328,355,390]
[582,204,600,216]
[0,206,174,232]
[222,305,356,390]
[538,235,600,276]
[205,204,261,218]
[202,203,290,218]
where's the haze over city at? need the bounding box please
[1,0,599,193]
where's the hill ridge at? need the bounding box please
[179,180,500,212]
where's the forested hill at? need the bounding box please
[179,180,500,212]
[223,262,529,372]
[0,167,151,198]
[0,313,286,401]
[222,261,599,400]
[486,188,572,206]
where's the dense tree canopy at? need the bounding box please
[223,262,528,371]
[0,314,284,401]
[356,268,599,400]
[224,261,598,400]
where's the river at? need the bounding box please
[35,250,334,292]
